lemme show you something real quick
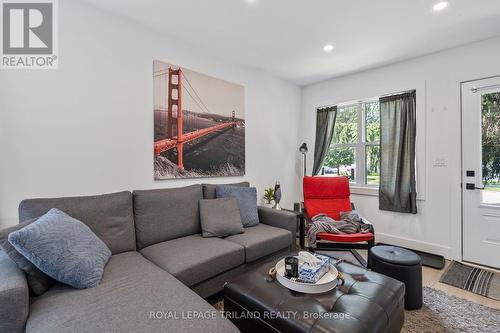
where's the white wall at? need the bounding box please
[2,1,498,261]
[0,0,302,228]
[300,37,500,260]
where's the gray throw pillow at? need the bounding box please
[8,208,111,289]
[216,186,259,227]
[199,198,244,238]
[202,182,250,199]
[0,219,56,296]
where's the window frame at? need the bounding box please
[325,98,380,188]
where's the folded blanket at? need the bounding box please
[307,212,371,248]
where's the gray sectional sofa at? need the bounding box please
[0,183,297,333]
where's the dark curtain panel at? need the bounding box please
[313,106,337,176]
[379,91,417,213]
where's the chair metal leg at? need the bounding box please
[312,240,373,268]
[350,249,368,268]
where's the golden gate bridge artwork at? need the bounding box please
[153,60,245,179]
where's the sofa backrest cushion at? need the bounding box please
[133,184,203,249]
[202,182,249,199]
[18,191,135,255]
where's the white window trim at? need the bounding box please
[315,86,426,202]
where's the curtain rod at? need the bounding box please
[471,84,500,93]
[317,89,415,110]
[379,89,415,98]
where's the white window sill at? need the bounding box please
[350,186,379,196]
[350,185,426,201]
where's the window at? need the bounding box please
[321,100,381,186]
[481,91,500,204]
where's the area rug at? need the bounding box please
[440,261,500,301]
[403,287,500,333]
[209,287,500,332]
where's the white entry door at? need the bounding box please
[462,76,500,269]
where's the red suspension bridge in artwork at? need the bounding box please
[154,67,238,169]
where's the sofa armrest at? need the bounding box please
[258,207,297,246]
[0,251,29,333]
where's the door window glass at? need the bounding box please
[482,92,500,204]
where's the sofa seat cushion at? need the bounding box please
[26,251,238,333]
[224,224,292,263]
[141,235,244,287]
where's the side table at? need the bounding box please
[281,208,305,249]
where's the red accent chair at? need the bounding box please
[303,176,375,256]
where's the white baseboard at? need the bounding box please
[375,232,452,259]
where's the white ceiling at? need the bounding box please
[81,0,500,85]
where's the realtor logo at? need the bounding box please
[1,0,58,69]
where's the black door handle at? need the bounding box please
[466,183,485,190]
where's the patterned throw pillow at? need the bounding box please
[0,219,55,295]
[216,186,259,227]
[8,208,111,289]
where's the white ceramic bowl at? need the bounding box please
[275,258,339,294]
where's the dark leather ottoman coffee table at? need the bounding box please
[223,254,405,333]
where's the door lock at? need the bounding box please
[466,183,485,190]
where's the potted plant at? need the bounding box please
[263,187,275,207]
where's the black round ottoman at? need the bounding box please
[369,245,422,310]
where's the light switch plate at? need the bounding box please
[433,155,448,167]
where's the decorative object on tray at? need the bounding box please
[274,251,344,293]
[297,252,332,283]
[284,256,299,278]
[273,181,282,210]
[262,187,275,208]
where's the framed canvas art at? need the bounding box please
[153,60,245,179]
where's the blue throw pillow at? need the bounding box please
[216,186,259,227]
[8,208,111,289]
